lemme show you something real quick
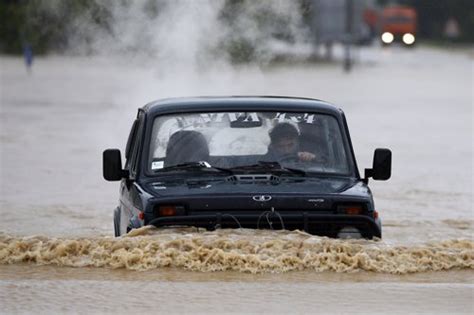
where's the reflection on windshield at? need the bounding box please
[149,111,351,175]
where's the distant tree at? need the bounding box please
[0,0,28,53]
[0,0,113,54]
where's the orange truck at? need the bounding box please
[380,5,417,46]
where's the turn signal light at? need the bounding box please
[345,206,362,215]
[156,205,186,217]
[159,206,177,216]
[338,205,363,215]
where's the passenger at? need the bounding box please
[264,123,315,162]
[298,122,329,163]
[164,130,210,166]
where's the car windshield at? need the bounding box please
[148,111,353,175]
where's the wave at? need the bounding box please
[1,227,472,274]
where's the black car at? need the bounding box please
[103,96,391,239]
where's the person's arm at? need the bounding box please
[297,151,316,161]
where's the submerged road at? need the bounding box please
[0,45,473,313]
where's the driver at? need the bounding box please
[264,123,315,162]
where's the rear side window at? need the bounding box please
[125,112,145,176]
[125,119,139,165]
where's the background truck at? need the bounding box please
[380,5,417,46]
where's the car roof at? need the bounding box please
[141,96,343,116]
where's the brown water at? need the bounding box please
[1,265,472,314]
[0,45,473,313]
[1,227,473,273]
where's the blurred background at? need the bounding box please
[1,0,473,59]
[0,0,472,238]
[0,2,473,313]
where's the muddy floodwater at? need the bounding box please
[0,45,473,313]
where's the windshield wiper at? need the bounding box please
[154,161,233,174]
[230,161,306,176]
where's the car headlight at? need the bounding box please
[403,33,415,45]
[381,32,394,44]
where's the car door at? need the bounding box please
[119,110,145,234]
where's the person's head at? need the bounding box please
[165,130,209,166]
[268,123,299,155]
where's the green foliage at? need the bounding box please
[1,0,472,55]
[0,0,113,54]
[224,38,256,64]
[0,1,27,53]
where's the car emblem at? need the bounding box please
[252,195,272,202]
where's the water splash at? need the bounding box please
[1,227,472,274]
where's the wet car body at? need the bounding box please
[103,96,391,239]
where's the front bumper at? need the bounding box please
[148,213,381,239]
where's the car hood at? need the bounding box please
[142,176,370,212]
[144,175,367,197]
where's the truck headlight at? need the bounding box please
[403,33,415,45]
[381,32,394,44]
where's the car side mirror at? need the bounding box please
[103,149,128,181]
[364,148,391,182]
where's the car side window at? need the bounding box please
[129,112,145,177]
[125,119,139,168]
